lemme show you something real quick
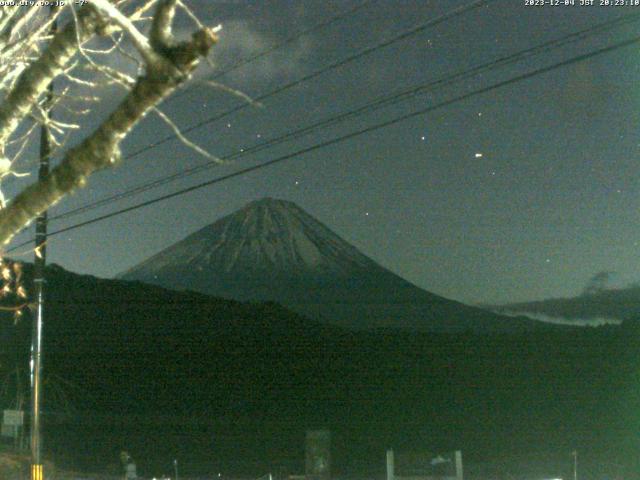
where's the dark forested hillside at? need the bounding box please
[1,264,638,478]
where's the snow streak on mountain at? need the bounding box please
[123,198,379,279]
[120,198,553,333]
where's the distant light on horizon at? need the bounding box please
[475,152,483,158]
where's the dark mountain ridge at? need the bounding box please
[120,198,552,333]
[491,285,640,323]
[1,263,638,478]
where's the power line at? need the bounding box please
[124,0,494,160]
[49,12,640,223]
[48,0,497,222]
[8,32,640,252]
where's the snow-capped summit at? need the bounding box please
[120,198,549,333]
[195,197,377,274]
[121,197,378,280]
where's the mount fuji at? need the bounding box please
[119,198,552,333]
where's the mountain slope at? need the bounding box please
[492,286,640,324]
[1,263,636,477]
[120,197,552,333]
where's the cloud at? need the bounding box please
[496,309,621,327]
[581,271,616,296]
[205,19,311,86]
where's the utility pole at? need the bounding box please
[572,450,578,480]
[30,8,56,480]
[386,449,394,480]
[30,85,51,480]
[454,450,463,480]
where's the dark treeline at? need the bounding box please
[1,264,638,478]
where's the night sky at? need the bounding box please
[6,0,640,305]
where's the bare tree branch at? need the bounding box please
[0,6,102,153]
[0,1,218,246]
[91,0,160,65]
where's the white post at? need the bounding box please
[387,450,395,480]
[455,451,463,480]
